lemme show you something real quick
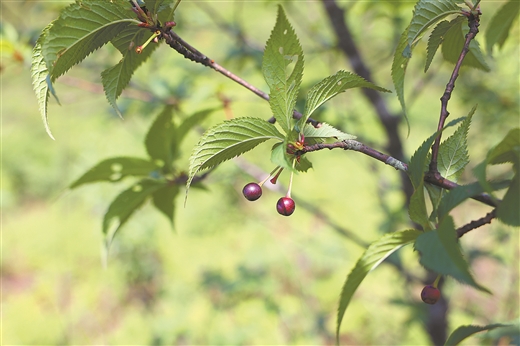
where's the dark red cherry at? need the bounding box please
[276,197,295,216]
[421,285,440,305]
[242,183,262,201]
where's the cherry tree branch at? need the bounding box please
[429,10,481,174]
[299,140,497,208]
[456,209,496,238]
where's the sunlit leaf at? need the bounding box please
[391,27,410,118]
[31,24,54,139]
[262,5,304,133]
[102,26,159,116]
[69,157,158,188]
[303,123,356,141]
[415,216,491,293]
[300,70,390,128]
[42,0,138,81]
[438,106,475,182]
[406,0,463,56]
[336,229,421,342]
[485,0,520,53]
[186,117,284,195]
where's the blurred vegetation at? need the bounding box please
[1,1,518,344]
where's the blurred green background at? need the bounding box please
[1,1,518,344]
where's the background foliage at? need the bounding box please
[2,1,519,344]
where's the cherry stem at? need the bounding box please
[286,159,296,198]
[259,166,281,186]
[432,274,442,288]
[136,30,161,54]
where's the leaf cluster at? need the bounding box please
[31,0,178,138]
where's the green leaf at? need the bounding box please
[445,323,511,346]
[186,117,284,195]
[437,180,509,218]
[145,105,175,171]
[102,26,159,116]
[175,108,217,156]
[497,173,520,226]
[406,0,463,56]
[425,19,461,72]
[299,70,390,128]
[441,18,490,71]
[414,216,491,293]
[270,141,293,171]
[69,157,158,188]
[103,178,165,237]
[409,132,439,189]
[262,5,304,133]
[487,128,520,168]
[485,0,520,53]
[42,0,138,81]
[391,27,411,118]
[152,183,179,226]
[302,123,356,141]
[31,24,55,139]
[438,106,475,182]
[336,229,421,342]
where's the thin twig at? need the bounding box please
[429,11,480,174]
[161,29,322,125]
[456,209,496,238]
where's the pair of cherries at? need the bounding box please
[242,182,295,216]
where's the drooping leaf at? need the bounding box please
[336,229,421,342]
[473,128,520,225]
[299,70,390,128]
[145,105,175,170]
[186,117,284,194]
[42,0,139,81]
[438,106,475,182]
[485,0,520,53]
[425,19,462,72]
[487,128,520,168]
[437,180,509,218]
[441,18,491,71]
[102,26,159,116]
[302,123,356,141]
[445,323,511,346]
[103,178,165,237]
[391,27,411,118]
[270,141,294,172]
[262,5,304,133]
[152,183,179,225]
[69,157,158,188]
[408,132,439,189]
[496,173,520,226]
[31,24,55,139]
[406,0,463,57]
[414,216,490,293]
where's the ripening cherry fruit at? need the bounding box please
[421,285,441,304]
[242,183,263,201]
[276,197,295,216]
